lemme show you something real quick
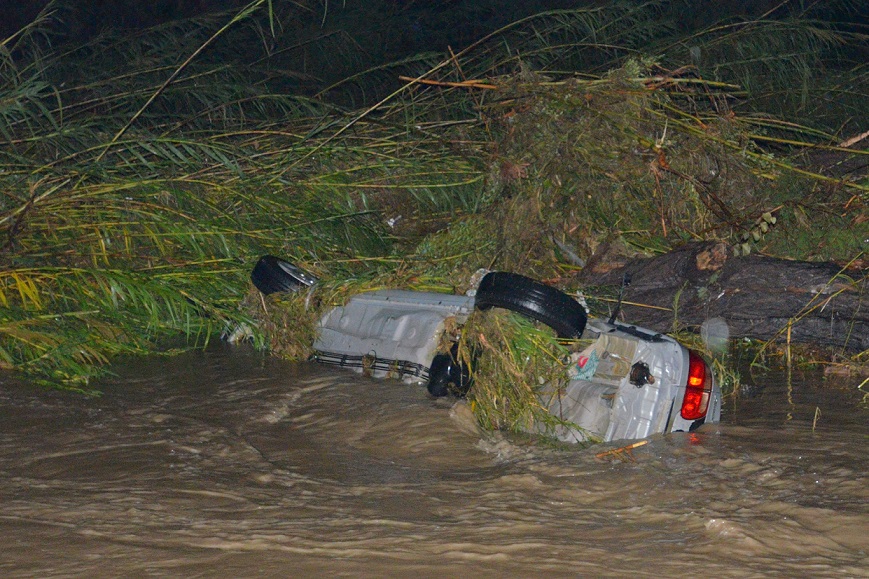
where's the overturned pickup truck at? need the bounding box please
[249,255,721,444]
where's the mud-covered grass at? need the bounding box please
[457,308,584,435]
[476,61,866,279]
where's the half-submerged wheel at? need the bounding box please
[426,343,472,398]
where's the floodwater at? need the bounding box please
[1,344,867,578]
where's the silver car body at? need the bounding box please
[314,290,475,383]
[311,289,721,443]
[547,318,721,443]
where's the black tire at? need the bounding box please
[250,255,318,295]
[474,272,587,339]
[427,343,472,398]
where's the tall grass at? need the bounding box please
[1,0,866,387]
[0,1,482,387]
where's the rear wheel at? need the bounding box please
[474,272,587,338]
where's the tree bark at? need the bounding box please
[576,242,868,353]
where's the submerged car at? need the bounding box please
[248,255,722,444]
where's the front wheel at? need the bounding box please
[250,255,318,296]
[426,343,472,398]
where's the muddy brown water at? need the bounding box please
[1,344,867,578]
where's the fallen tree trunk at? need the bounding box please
[576,242,868,353]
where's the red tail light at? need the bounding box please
[680,350,712,420]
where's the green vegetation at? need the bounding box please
[458,308,588,438]
[1,0,866,393]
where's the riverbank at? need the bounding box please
[1,1,866,389]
